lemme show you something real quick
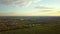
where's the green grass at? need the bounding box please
[0,24,60,34]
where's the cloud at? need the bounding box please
[0,0,41,7]
[33,5,56,13]
[0,12,13,16]
[0,9,60,16]
[35,6,54,9]
[10,9,54,16]
[38,10,53,13]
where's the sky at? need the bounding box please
[0,0,60,16]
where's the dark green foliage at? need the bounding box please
[0,23,60,34]
[0,16,60,34]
